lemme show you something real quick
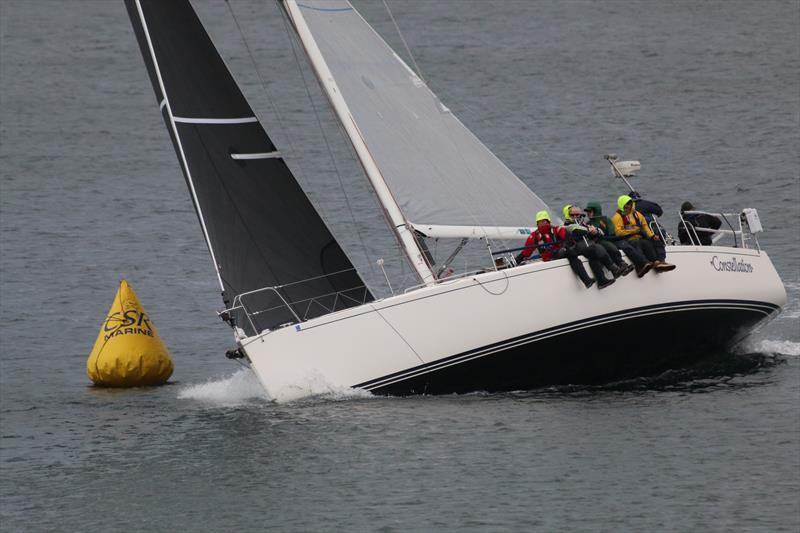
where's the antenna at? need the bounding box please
[604,153,640,192]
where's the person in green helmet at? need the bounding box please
[585,201,613,236]
[516,210,599,289]
[585,200,644,275]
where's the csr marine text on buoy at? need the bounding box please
[87,279,174,387]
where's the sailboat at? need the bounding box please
[125,0,786,402]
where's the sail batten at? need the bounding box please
[230,152,282,160]
[126,0,373,334]
[172,116,259,124]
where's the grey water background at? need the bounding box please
[1,0,799,531]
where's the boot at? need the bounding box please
[597,277,616,289]
[620,263,635,276]
[636,262,653,278]
[583,277,596,289]
[654,260,676,272]
[611,263,633,278]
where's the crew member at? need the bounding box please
[563,204,631,285]
[570,203,634,278]
[587,200,649,276]
[678,201,722,245]
[629,191,669,262]
[516,210,599,289]
[585,201,613,236]
[612,195,675,273]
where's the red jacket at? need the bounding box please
[520,225,567,261]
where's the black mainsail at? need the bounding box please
[125,0,372,334]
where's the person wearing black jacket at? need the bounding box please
[562,205,621,288]
[629,191,668,263]
[678,201,722,245]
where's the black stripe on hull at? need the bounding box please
[357,300,780,396]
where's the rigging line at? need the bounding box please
[133,0,225,294]
[227,0,378,287]
[381,0,425,84]
[322,79,412,285]
[278,3,388,282]
[225,1,298,157]
[190,122,284,300]
[356,3,503,239]
[226,0,322,195]
[347,4,491,244]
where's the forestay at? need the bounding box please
[126,0,372,334]
[293,0,551,237]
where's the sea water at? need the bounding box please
[1,1,798,531]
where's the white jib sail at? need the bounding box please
[285,0,551,242]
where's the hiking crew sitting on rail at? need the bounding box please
[563,204,632,285]
[572,203,635,278]
[678,201,722,245]
[612,195,676,273]
[588,199,652,278]
[585,201,613,236]
[628,191,670,264]
[515,210,599,289]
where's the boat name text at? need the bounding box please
[709,255,754,273]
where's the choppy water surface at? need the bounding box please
[1,1,798,531]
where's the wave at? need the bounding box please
[779,280,800,319]
[743,338,800,356]
[176,367,376,406]
[175,337,798,406]
[177,368,269,405]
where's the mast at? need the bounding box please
[281,0,436,285]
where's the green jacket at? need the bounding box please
[586,201,614,236]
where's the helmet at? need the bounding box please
[617,194,633,210]
[535,210,550,223]
[562,204,572,220]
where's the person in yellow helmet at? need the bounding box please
[536,210,549,223]
[611,195,675,274]
[516,210,600,289]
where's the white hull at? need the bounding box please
[242,246,786,402]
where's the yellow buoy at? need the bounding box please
[87,280,174,387]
